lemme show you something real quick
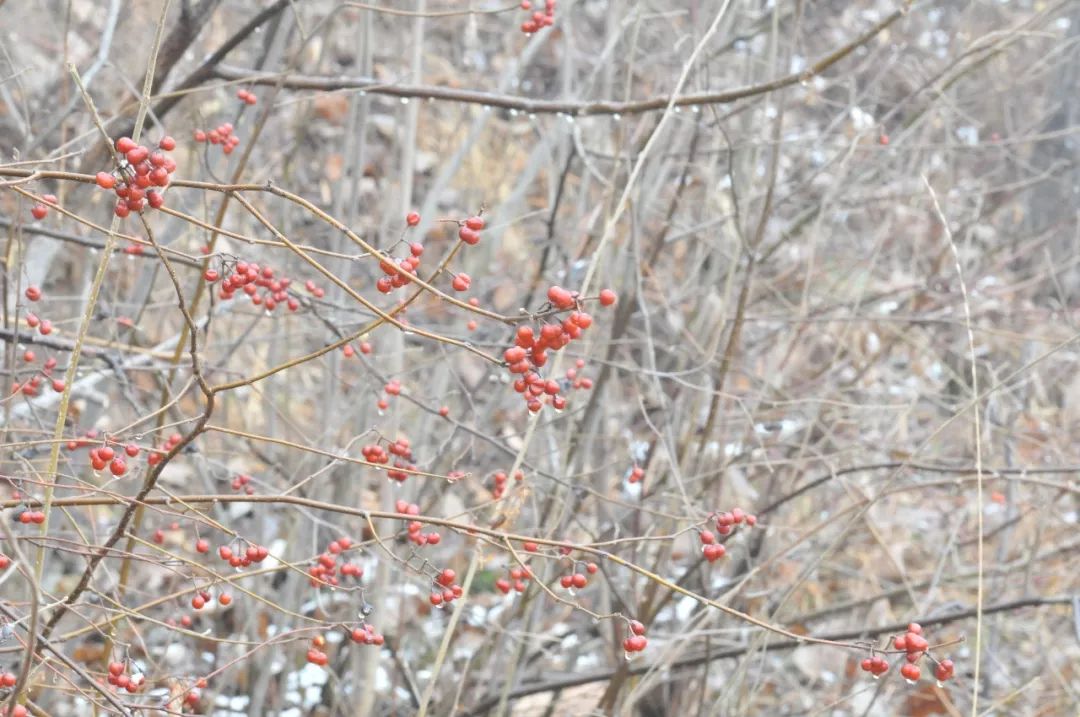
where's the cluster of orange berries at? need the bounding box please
[207,260,304,312]
[495,565,534,594]
[428,568,464,607]
[376,241,423,294]
[377,379,403,411]
[231,473,255,494]
[490,469,524,499]
[65,431,182,470]
[698,508,757,562]
[307,635,331,666]
[559,561,598,591]
[362,435,415,481]
[308,536,362,588]
[350,622,384,646]
[95,135,178,217]
[193,122,241,154]
[623,620,648,654]
[216,541,270,569]
[503,287,615,413]
[190,587,231,610]
[236,88,258,105]
[106,660,144,693]
[87,443,138,477]
[14,509,45,525]
[394,499,442,546]
[860,623,955,684]
[519,0,555,33]
[22,285,53,337]
[11,286,62,397]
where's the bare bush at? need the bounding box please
[0,1,1077,715]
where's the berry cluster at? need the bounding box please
[489,469,524,499]
[216,541,270,569]
[558,561,598,591]
[230,472,255,494]
[376,243,423,294]
[859,623,955,685]
[563,358,593,391]
[306,635,330,666]
[456,214,485,245]
[350,622,385,646]
[394,499,442,545]
[11,354,62,398]
[428,568,464,607]
[503,286,614,413]
[236,88,258,105]
[11,286,62,396]
[193,122,241,154]
[64,430,181,469]
[307,535,361,587]
[191,587,231,610]
[15,509,45,525]
[207,260,304,312]
[87,443,134,476]
[363,435,415,481]
[147,431,183,466]
[96,136,177,217]
[494,564,533,594]
[181,678,208,708]
[106,660,144,693]
[29,193,57,220]
[698,507,757,563]
[377,379,404,412]
[519,0,555,33]
[699,530,726,562]
[622,620,648,654]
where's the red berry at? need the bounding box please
[465,215,485,231]
[126,146,149,165]
[24,285,42,302]
[458,226,480,245]
[598,289,617,306]
[900,663,920,682]
[547,285,575,309]
[109,458,127,476]
[406,212,421,226]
